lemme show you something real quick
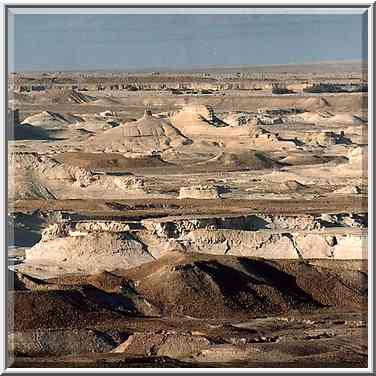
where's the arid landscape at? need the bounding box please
[7,61,368,368]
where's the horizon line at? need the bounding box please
[10,59,367,74]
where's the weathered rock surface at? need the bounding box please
[178,185,220,199]
[41,223,71,242]
[24,232,154,274]
[9,329,117,356]
[112,332,212,358]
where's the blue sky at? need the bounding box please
[8,12,367,71]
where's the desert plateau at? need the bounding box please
[7,60,368,368]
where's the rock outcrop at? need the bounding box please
[24,232,154,274]
[178,185,220,199]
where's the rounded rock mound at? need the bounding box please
[169,104,250,139]
[88,110,190,153]
[22,231,154,275]
[21,111,83,129]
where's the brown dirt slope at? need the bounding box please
[118,252,366,318]
[54,152,170,171]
